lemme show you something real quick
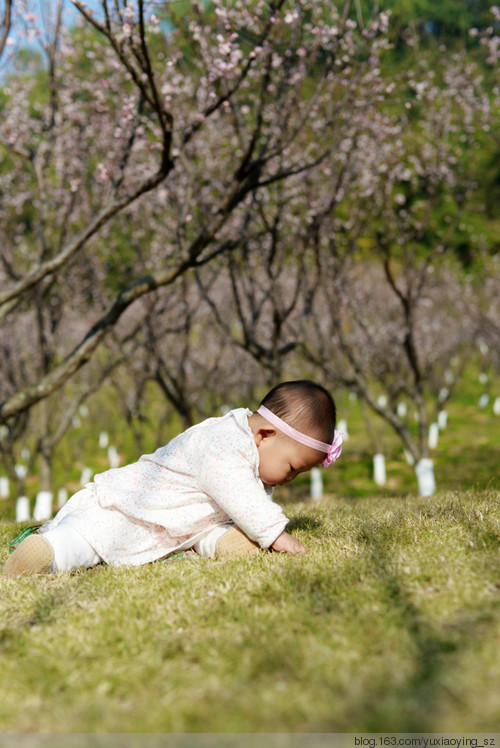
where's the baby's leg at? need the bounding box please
[3,522,102,577]
[193,525,260,559]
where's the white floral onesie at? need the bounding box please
[41,408,289,566]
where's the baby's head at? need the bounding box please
[250,380,339,488]
[259,380,337,444]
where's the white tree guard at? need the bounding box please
[373,453,386,486]
[415,458,436,497]
[310,467,323,501]
[428,423,439,449]
[16,496,30,522]
[33,491,53,521]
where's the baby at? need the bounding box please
[3,380,342,577]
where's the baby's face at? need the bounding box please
[256,432,324,488]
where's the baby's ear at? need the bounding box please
[254,427,276,446]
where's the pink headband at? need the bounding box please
[257,405,343,468]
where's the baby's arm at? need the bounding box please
[197,429,307,553]
[198,454,289,550]
[270,531,307,555]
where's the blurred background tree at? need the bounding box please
[0,0,499,504]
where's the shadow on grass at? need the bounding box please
[278,499,500,732]
[350,535,500,731]
[0,579,76,651]
[286,515,323,533]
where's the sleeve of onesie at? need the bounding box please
[195,429,289,548]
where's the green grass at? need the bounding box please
[1,489,500,733]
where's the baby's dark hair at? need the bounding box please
[258,380,337,444]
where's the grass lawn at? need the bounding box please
[1,489,499,733]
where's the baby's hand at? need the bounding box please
[270,531,307,555]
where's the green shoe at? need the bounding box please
[161,550,200,564]
[9,525,41,554]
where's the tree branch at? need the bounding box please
[0,0,12,59]
[0,165,171,315]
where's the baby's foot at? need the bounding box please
[3,535,54,577]
[215,527,261,558]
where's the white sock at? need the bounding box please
[193,525,231,558]
[41,523,102,572]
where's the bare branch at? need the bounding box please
[0,165,171,316]
[0,162,263,422]
[0,0,12,59]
